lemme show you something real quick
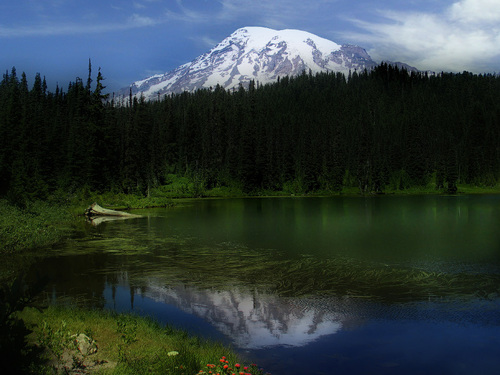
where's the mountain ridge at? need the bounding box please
[118,27,417,101]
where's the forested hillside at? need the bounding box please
[1,63,499,203]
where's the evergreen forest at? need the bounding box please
[1,63,499,204]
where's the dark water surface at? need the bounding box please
[32,196,500,374]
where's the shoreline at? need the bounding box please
[2,185,500,254]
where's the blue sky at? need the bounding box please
[1,0,499,92]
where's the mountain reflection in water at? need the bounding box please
[143,282,343,348]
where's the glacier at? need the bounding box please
[118,26,380,101]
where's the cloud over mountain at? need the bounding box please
[345,0,500,73]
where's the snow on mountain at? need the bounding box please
[119,26,380,101]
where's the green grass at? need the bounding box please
[17,305,264,375]
[454,184,500,195]
[383,183,500,195]
[0,200,75,254]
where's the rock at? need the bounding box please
[73,333,98,356]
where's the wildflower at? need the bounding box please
[235,363,241,368]
[223,364,229,369]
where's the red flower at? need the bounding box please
[223,364,229,369]
[235,363,240,368]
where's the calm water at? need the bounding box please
[32,196,500,374]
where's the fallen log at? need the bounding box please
[84,202,141,218]
[86,215,138,226]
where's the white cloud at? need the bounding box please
[161,0,332,29]
[0,13,160,37]
[217,0,326,26]
[198,35,219,48]
[346,0,500,72]
[449,0,500,23]
[128,14,157,27]
[163,1,209,24]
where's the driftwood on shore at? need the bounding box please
[85,202,141,226]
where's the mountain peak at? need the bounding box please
[229,26,342,53]
[121,27,378,100]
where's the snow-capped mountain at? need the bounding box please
[120,27,381,100]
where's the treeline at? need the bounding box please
[1,63,499,203]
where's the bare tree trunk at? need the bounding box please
[84,202,140,218]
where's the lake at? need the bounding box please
[31,195,500,374]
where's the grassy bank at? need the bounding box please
[1,274,266,375]
[0,200,75,254]
[10,305,264,374]
[0,191,176,256]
